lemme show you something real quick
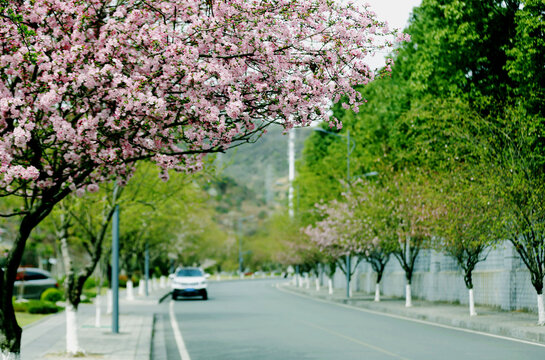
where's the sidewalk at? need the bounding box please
[280,283,545,345]
[21,286,171,360]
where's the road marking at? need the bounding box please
[276,284,545,349]
[301,320,410,359]
[169,300,192,360]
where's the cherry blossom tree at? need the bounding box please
[305,178,396,301]
[305,199,365,297]
[348,180,396,302]
[0,0,403,356]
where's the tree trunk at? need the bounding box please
[65,303,80,354]
[374,283,381,302]
[95,294,102,328]
[538,293,545,326]
[60,229,82,355]
[469,289,477,316]
[405,283,412,307]
[328,278,333,295]
[315,278,320,291]
[0,211,43,358]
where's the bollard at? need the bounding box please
[126,279,134,300]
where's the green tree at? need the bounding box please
[432,169,498,316]
[486,106,545,325]
[389,170,436,307]
[507,0,545,116]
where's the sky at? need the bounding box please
[363,0,422,30]
[358,0,422,68]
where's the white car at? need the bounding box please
[171,267,208,300]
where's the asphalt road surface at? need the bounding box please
[156,279,545,360]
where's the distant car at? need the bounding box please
[171,267,208,300]
[14,268,59,299]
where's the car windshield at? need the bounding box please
[176,269,203,277]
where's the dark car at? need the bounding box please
[14,268,59,299]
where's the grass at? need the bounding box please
[16,312,49,327]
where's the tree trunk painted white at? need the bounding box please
[538,294,545,326]
[95,294,101,328]
[65,303,80,354]
[106,289,112,314]
[315,278,320,291]
[469,289,477,316]
[305,274,310,289]
[160,276,166,288]
[297,274,302,287]
[0,351,20,360]
[138,279,145,296]
[405,284,412,307]
[374,283,381,302]
[349,280,353,298]
[216,274,221,281]
[328,278,333,295]
[126,280,134,300]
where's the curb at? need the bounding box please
[158,291,172,304]
[279,285,545,346]
[134,315,154,360]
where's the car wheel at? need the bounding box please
[202,290,208,301]
[172,292,177,300]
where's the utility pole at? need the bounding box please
[111,205,119,334]
[288,129,296,218]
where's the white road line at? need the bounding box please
[301,320,410,359]
[276,284,545,349]
[169,300,192,360]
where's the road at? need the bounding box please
[154,279,545,360]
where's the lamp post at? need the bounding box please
[111,204,120,334]
[313,127,355,299]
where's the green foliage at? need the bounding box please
[12,298,61,314]
[506,0,545,116]
[40,288,63,303]
[83,277,97,290]
[27,300,60,314]
[12,299,28,313]
[82,290,96,301]
[245,212,307,269]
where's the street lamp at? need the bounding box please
[313,127,355,299]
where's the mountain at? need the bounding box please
[215,124,311,206]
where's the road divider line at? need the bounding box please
[276,284,545,349]
[301,320,410,360]
[169,300,192,360]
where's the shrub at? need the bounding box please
[27,300,59,314]
[12,298,28,313]
[41,288,64,303]
[83,277,96,289]
[131,275,140,284]
[118,274,128,288]
[83,289,96,300]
